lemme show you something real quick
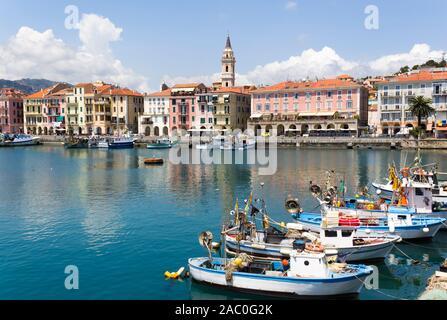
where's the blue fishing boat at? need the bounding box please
[292,210,445,240]
[147,137,175,149]
[108,137,135,149]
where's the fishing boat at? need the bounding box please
[293,211,445,240]
[147,137,175,149]
[372,149,447,206]
[223,194,400,262]
[64,136,89,149]
[108,136,135,149]
[0,134,41,147]
[189,233,373,297]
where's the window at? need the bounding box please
[347,101,353,109]
[415,188,424,196]
[327,91,332,98]
[342,230,353,238]
[325,230,337,237]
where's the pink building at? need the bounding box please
[248,75,369,136]
[0,88,25,134]
[169,83,208,132]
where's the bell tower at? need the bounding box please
[221,35,236,88]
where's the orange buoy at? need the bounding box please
[281,259,289,267]
[144,158,164,165]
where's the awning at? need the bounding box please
[56,116,64,122]
[53,122,62,128]
[250,113,263,119]
[299,111,336,117]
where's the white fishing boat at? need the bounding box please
[1,134,41,146]
[224,195,400,262]
[293,210,445,240]
[97,139,110,148]
[188,251,373,297]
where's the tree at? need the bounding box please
[408,96,435,132]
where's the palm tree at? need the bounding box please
[408,96,435,130]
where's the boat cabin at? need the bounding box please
[319,228,356,248]
[288,252,329,278]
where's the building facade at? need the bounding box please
[170,83,208,132]
[0,88,25,134]
[377,69,447,137]
[248,75,369,136]
[211,86,252,131]
[24,83,71,135]
[140,87,171,136]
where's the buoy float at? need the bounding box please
[423,227,430,233]
[164,267,185,279]
[281,259,289,267]
[144,158,164,165]
[233,258,243,267]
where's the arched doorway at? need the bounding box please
[38,127,42,135]
[255,125,262,136]
[277,124,285,136]
[154,126,160,136]
[341,124,349,130]
[107,127,112,135]
[44,127,48,135]
[96,127,102,135]
[314,124,322,130]
[163,126,169,136]
[287,124,297,137]
[49,128,54,135]
[301,124,309,135]
[78,127,82,135]
[327,124,335,130]
[145,126,151,136]
[265,124,273,133]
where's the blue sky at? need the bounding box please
[1,0,447,91]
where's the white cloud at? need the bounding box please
[163,44,445,87]
[285,1,298,11]
[0,14,150,92]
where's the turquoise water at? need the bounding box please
[0,146,446,300]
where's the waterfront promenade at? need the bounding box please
[36,135,447,149]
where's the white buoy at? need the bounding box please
[376,189,382,195]
[423,227,429,233]
[364,228,371,234]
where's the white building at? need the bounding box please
[139,87,170,137]
[377,69,447,137]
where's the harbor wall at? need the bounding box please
[34,135,447,149]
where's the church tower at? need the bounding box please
[221,35,236,87]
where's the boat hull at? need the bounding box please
[225,236,398,262]
[147,144,172,149]
[188,258,371,297]
[108,142,134,149]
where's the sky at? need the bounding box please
[0,0,447,92]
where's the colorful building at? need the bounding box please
[211,86,252,131]
[0,88,25,134]
[248,75,369,136]
[24,83,71,135]
[170,83,208,132]
[377,69,447,137]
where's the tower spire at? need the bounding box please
[225,34,232,49]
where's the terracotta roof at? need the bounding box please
[25,88,52,99]
[213,86,253,94]
[109,88,143,97]
[74,83,95,94]
[378,70,447,84]
[250,76,360,94]
[172,83,203,89]
[147,88,172,97]
[25,83,71,99]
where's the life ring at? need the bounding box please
[305,242,324,253]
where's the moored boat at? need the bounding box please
[108,136,135,149]
[147,137,175,149]
[1,134,41,147]
[188,251,373,297]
